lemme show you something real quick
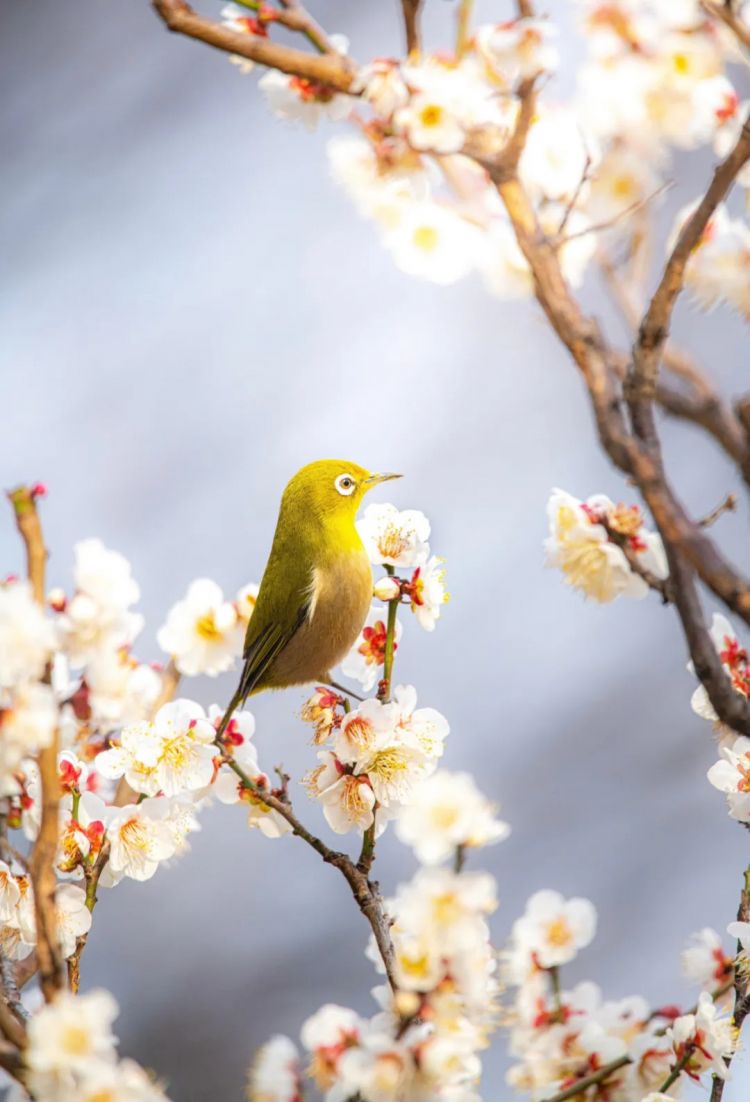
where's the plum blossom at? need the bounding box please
[546,489,667,603]
[510,889,597,970]
[407,556,448,631]
[25,988,118,1077]
[707,734,750,822]
[157,579,244,677]
[394,92,465,154]
[300,686,341,745]
[96,699,217,798]
[382,201,484,285]
[301,1004,363,1091]
[690,613,749,725]
[258,39,352,131]
[476,17,559,81]
[105,799,178,882]
[247,1035,301,1102]
[396,770,510,865]
[0,682,58,792]
[681,928,733,991]
[0,578,56,689]
[86,648,161,733]
[59,539,143,665]
[305,751,377,834]
[55,883,93,959]
[357,504,431,569]
[666,990,737,1079]
[339,604,403,692]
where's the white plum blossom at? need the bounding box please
[407,555,448,631]
[55,883,93,959]
[394,93,465,154]
[105,799,178,882]
[0,861,21,922]
[510,889,597,970]
[60,539,143,665]
[382,201,484,285]
[301,1003,363,1091]
[0,682,58,792]
[258,41,352,131]
[25,988,118,1077]
[690,613,748,724]
[707,734,750,823]
[546,489,668,603]
[247,1035,301,1102]
[157,579,244,677]
[339,603,403,692]
[396,770,510,865]
[306,751,377,834]
[356,59,410,118]
[357,504,431,569]
[86,649,161,733]
[476,17,559,81]
[0,579,56,689]
[236,581,259,625]
[681,927,733,991]
[666,990,737,1079]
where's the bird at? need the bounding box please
[215,460,401,739]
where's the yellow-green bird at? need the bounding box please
[216,460,400,737]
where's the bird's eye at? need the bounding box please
[335,474,356,496]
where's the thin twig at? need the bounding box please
[701,1,750,51]
[543,1055,631,1102]
[699,494,737,529]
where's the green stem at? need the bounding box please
[657,1047,693,1094]
[542,1056,631,1102]
[453,844,466,873]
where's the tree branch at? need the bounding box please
[701,1,750,52]
[152,0,355,92]
[400,0,423,55]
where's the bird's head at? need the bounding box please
[284,460,401,523]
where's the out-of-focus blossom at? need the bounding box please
[546,489,667,603]
[0,579,56,689]
[477,17,559,81]
[157,579,244,677]
[520,107,596,204]
[510,889,597,970]
[0,683,58,792]
[247,1035,301,1102]
[301,1004,363,1090]
[355,59,410,118]
[681,928,733,990]
[395,92,465,154]
[259,40,352,131]
[86,649,161,733]
[668,202,750,318]
[396,770,510,864]
[382,201,484,285]
[59,539,143,666]
[666,990,737,1079]
[236,582,259,625]
[25,988,118,1077]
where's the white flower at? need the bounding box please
[236,582,259,625]
[358,504,431,568]
[668,201,750,316]
[157,579,244,677]
[258,63,351,131]
[667,990,736,1079]
[707,734,750,822]
[512,889,597,968]
[97,699,217,798]
[391,684,449,762]
[382,201,483,285]
[0,579,56,689]
[55,884,92,960]
[396,770,510,864]
[408,556,448,630]
[336,1027,412,1102]
[327,136,428,227]
[307,752,377,834]
[0,861,21,922]
[339,604,403,693]
[68,1058,172,1101]
[373,576,401,603]
[86,650,161,733]
[0,682,58,790]
[681,928,733,989]
[727,920,750,951]
[301,1004,363,1090]
[26,988,118,1076]
[395,92,465,154]
[520,107,595,204]
[61,539,143,665]
[586,143,664,226]
[248,1035,300,1102]
[476,17,559,80]
[334,698,398,766]
[105,799,177,882]
[356,59,410,117]
[545,489,666,603]
[690,613,748,723]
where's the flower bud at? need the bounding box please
[373,576,401,602]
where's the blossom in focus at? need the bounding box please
[300,686,341,745]
[54,884,93,959]
[339,604,403,692]
[0,579,56,689]
[395,770,510,864]
[407,555,448,630]
[510,889,597,969]
[681,927,733,990]
[707,734,750,822]
[545,489,667,603]
[666,990,737,1079]
[247,1035,301,1102]
[357,504,431,568]
[157,579,244,677]
[96,699,217,798]
[104,798,178,882]
[306,751,376,834]
[476,17,560,81]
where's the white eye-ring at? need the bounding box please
[335,473,356,496]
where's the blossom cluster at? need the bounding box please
[225,2,750,318]
[503,894,739,1100]
[545,488,668,603]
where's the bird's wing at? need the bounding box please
[237,597,311,703]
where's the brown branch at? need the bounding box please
[7,489,64,1002]
[266,0,337,55]
[700,493,737,528]
[543,1056,631,1102]
[400,0,423,55]
[631,117,750,409]
[601,521,673,603]
[152,0,355,92]
[710,864,750,1101]
[220,752,397,989]
[701,1,750,51]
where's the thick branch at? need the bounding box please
[400,0,423,55]
[152,0,355,91]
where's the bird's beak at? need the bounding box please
[365,472,402,485]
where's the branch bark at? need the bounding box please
[401,0,423,55]
[152,0,355,91]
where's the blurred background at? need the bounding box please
[3,0,750,1097]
